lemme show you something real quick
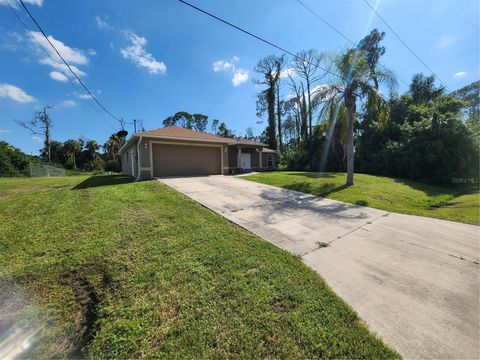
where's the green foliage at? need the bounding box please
[0,141,41,177]
[0,176,398,358]
[357,79,479,183]
[246,172,479,225]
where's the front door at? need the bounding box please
[240,153,251,169]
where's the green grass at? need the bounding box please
[245,171,480,225]
[0,175,398,359]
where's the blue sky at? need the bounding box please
[0,0,478,155]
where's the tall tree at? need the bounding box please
[63,139,81,170]
[191,114,208,132]
[409,73,444,104]
[211,119,219,134]
[357,29,386,90]
[255,54,285,151]
[217,122,235,138]
[86,140,100,160]
[15,106,53,163]
[290,50,328,139]
[322,48,397,185]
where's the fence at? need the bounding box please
[29,163,65,177]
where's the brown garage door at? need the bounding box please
[153,143,221,177]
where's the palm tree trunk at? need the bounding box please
[345,95,355,186]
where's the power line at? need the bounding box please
[7,1,117,130]
[176,0,345,82]
[296,0,409,87]
[296,0,355,45]
[18,0,123,123]
[362,0,448,90]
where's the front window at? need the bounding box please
[267,155,273,167]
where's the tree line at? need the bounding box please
[253,29,479,185]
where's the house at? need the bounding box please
[119,126,277,179]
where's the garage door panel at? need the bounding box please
[153,143,221,177]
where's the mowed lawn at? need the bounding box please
[245,171,480,225]
[0,175,398,359]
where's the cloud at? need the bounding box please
[28,31,88,64]
[120,31,166,75]
[28,31,91,81]
[280,68,296,78]
[0,0,43,7]
[87,49,97,56]
[77,93,91,99]
[32,135,43,143]
[0,129,12,134]
[49,71,68,82]
[0,83,35,103]
[95,15,114,30]
[453,71,467,78]
[213,56,249,86]
[437,35,454,48]
[232,68,249,86]
[8,31,23,42]
[62,100,76,107]
[213,60,234,72]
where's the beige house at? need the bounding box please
[119,126,277,179]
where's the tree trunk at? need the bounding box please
[276,85,283,153]
[44,108,51,163]
[267,83,278,151]
[345,94,356,186]
[306,80,312,140]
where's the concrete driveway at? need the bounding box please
[158,175,479,359]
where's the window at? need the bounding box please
[267,154,273,167]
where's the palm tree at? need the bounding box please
[86,139,100,160]
[317,49,396,185]
[63,139,81,170]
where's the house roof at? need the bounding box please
[137,126,232,143]
[120,126,272,154]
[262,148,277,153]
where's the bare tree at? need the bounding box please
[16,106,53,163]
[290,50,329,139]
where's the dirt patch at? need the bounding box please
[60,263,112,358]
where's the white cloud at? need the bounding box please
[32,135,43,143]
[28,31,90,81]
[49,71,68,82]
[77,93,91,99]
[28,31,88,65]
[8,31,23,42]
[95,15,113,30]
[213,60,234,72]
[87,49,97,56]
[63,100,76,107]
[213,56,249,86]
[453,71,467,78]
[232,68,249,86]
[120,31,166,75]
[437,35,454,48]
[0,0,43,7]
[0,83,35,103]
[280,68,296,78]
[0,129,12,133]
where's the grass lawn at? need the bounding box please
[0,175,398,359]
[245,171,480,225]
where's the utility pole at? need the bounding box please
[133,119,137,133]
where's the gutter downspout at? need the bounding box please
[135,135,142,181]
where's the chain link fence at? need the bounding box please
[29,163,65,177]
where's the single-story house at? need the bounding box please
[119,126,277,179]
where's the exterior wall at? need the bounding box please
[121,142,137,177]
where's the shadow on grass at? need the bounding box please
[284,181,350,198]
[285,172,336,179]
[393,177,479,197]
[72,175,134,190]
